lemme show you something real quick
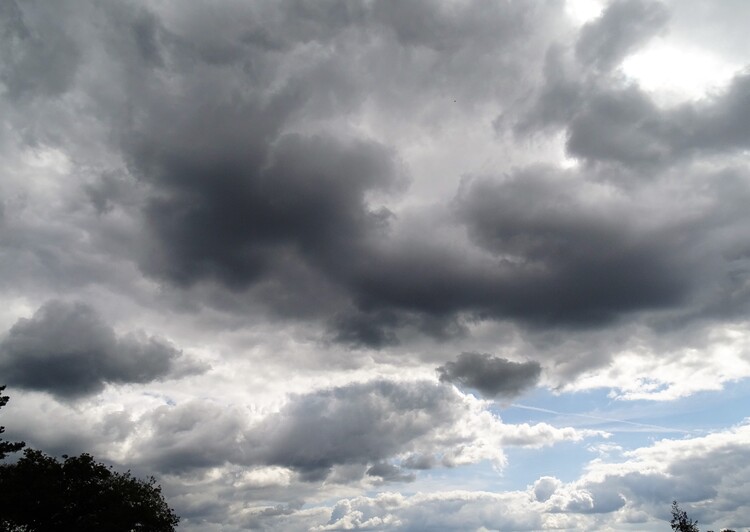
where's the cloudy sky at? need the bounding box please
[1,0,750,530]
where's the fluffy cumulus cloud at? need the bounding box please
[2,0,750,529]
[313,491,545,532]
[539,422,750,529]
[234,423,750,531]
[0,379,601,529]
[128,380,600,479]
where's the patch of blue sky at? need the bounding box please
[495,378,750,437]
[313,380,750,507]
[502,442,594,486]
[464,378,750,492]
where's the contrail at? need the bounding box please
[509,403,696,434]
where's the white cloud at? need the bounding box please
[242,422,750,531]
[563,321,750,400]
[622,40,742,104]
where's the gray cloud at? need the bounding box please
[512,0,668,136]
[314,492,545,532]
[365,462,416,483]
[533,476,563,503]
[565,72,750,167]
[0,300,202,399]
[136,132,403,288]
[249,380,467,481]
[2,0,648,350]
[7,2,750,529]
[542,424,750,528]
[330,309,402,349]
[453,168,691,321]
[0,0,81,100]
[332,161,707,336]
[575,0,668,71]
[108,0,561,298]
[132,379,592,479]
[0,0,748,357]
[241,424,750,531]
[514,1,750,170]
[134,400,247,473]
[133,381,467,477]
[437,353,541,398]
[41,0,562,350]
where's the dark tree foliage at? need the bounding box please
[0,449,180,531]
[0,385,25,460]
[670,501,738,532]
[671,501,700,532]
[0,385,178,531]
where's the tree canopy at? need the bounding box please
[670,501,737,532]
[0,386,179,531]
[0,449,180,531]
[671,501,700,532]
[0,385,25,460]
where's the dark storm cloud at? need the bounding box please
[95,0,577,346]
[565,85,671,166]
[329,308,466,349]
[338,166,693,331]
[330,309,402,349]
[437,353,541,398]
[113,0,561,293]
[4,0,750,352]
[332,158,750,348]
[453,169,690,321]
[2,0,575,346]
[0,301,202,399]
[565,71,750,167]
[136,132,402,288]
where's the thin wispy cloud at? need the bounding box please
[509,403,696,434]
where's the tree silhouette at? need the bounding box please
[671,501,699,532]
[0,385,25,460]
[0,386,179,531]
[670,501,738,532]
[0,449,180,531]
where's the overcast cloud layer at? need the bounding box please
[2,0,750,530]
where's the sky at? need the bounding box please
[1,0,750,530]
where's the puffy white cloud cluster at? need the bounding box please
[232,422,750,531]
